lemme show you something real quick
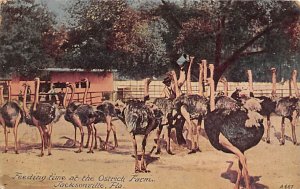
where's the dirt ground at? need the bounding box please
[0,115,299,189]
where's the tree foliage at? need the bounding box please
[0,0,299,83]
[0,0,56,77]
[154,1,300,84]
[61,0,169,79]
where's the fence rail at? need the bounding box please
[4,81,299,105]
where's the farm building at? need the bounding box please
[1,68,115,105]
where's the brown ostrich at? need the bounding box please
[22,78,64,156]
[204,66,264,189]
[0,81,23,154]
[64,79,97,153]
[96,101,118,150]
[64,82,84,147]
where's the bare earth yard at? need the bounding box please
[0,115,299,189]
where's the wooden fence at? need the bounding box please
[114,80,297,101]
[3,80,299,105]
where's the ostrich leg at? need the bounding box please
[73,116,84,153]
[104,115,112,150]
[93,125,97,149]
[266,116,271,143]
[155,125,163,154]
[291,111,298,145]
[166,127,174,155]
[112,123,118,148]
[13,113,22,154]
[180,106,197,153]
[37,125,45,157]
[280,117,285,145]
[219,133,251,189]
[41,125,49,149]
[3,125,8,153]
[87,124,95,153]
[235,161,242,189]
[47,124,53,155]
[132,134,140,173]
[85,126,91,148]
[141,134,149,173]
[196,117,203,152]
[72,126,77,147]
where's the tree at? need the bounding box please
[61,0,169,79]
[154,0,300,86]
[0,0,57,77]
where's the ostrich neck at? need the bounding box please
[68,85,75,106]
[271,70,277,97]
[144,79,150,99]
[186,58,194,95]
[210,80,215,111]
[33,80,40,111]
[198,63,203,96]
[209,64,215,111]
[171,71,180,97]
[83,80,88,104]
[8,83,11,101]
[292,70,299,97]
[23,85,29,114]
[203,60,207,82]
[223,80,228,97]
[0,89,3,105]
[247,70,254,94]
[62,86,70,108]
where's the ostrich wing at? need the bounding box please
[0,102,23,127]
[31,103,56,125]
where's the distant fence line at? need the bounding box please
[4,80,298,105]
[114,80,297,101]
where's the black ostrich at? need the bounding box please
[96,101,118,150]
[274,69,299,145]
[171,58,209,154]
[0,82,23,154]
[204,66,265,189]
[64,79,97,153]
[115,79,163,173]
[122,99,162,173]
[22,78,63,156]
[245,69,277,144]
[64,82,81,147]
[152,97,186,155]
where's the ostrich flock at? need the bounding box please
[1,56,300,189]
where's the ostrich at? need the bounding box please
[152,97,186,155]
[274,69,300,145]
[0,81,23,154]
[64,82,82,147]
[204,66,265,189]
[116,78,163,173]
[154,58,188,154]
[22,78,60,156]
[64,79,97,153]
[246,69,277,143]
[96,101,118,150]
[172,57,209,154]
